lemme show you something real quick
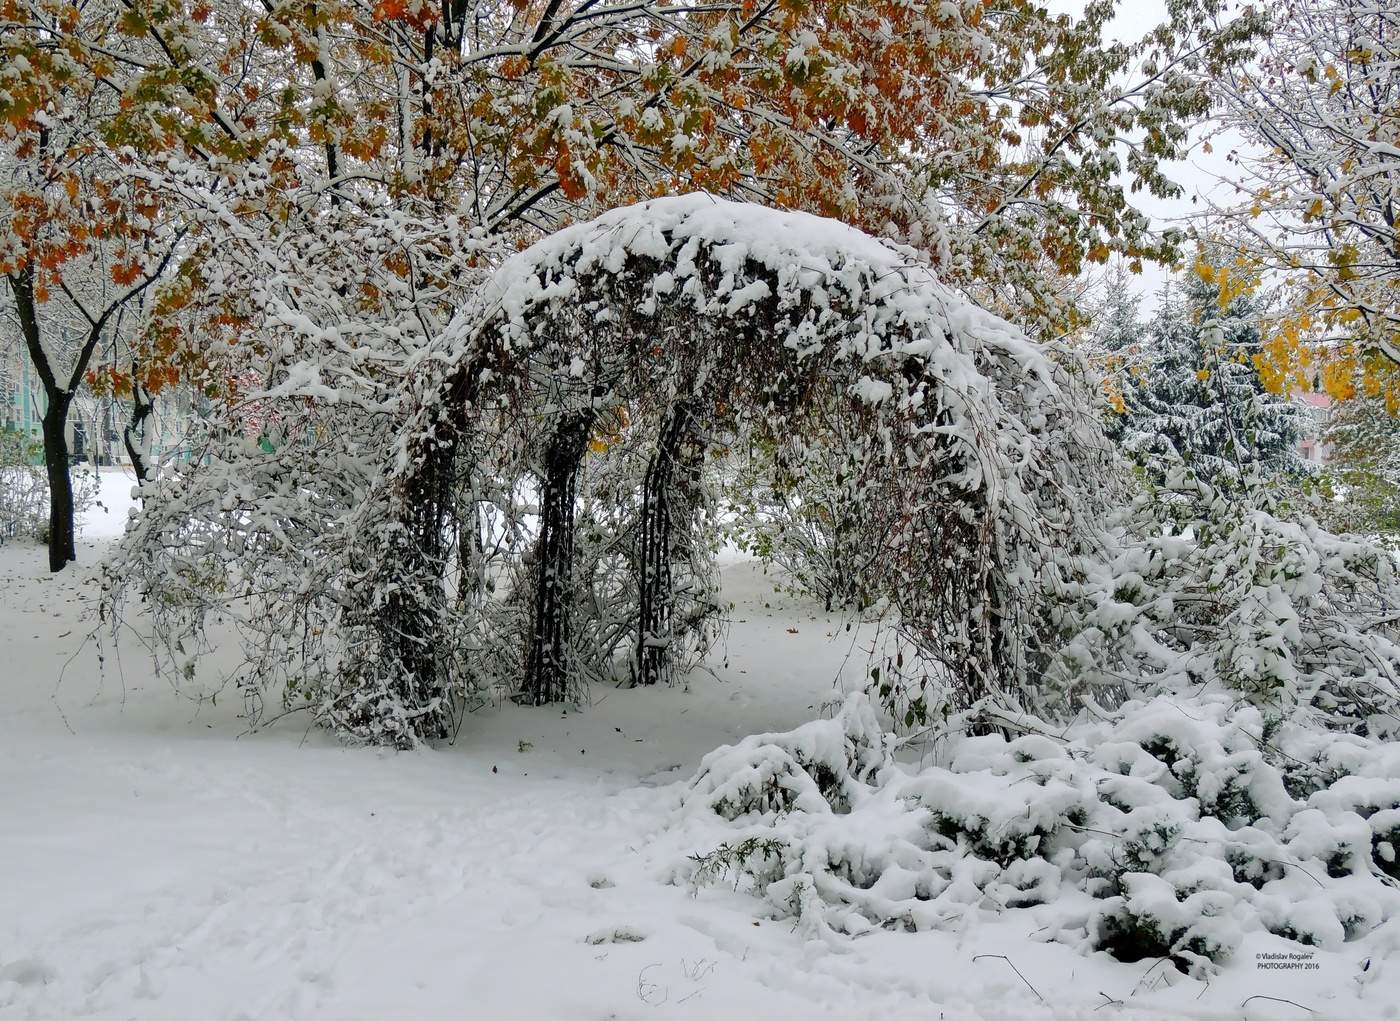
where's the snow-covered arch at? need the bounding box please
[341,196,1107,744]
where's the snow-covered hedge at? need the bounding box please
[679,694,1400,975]
[1047,475,1400,734]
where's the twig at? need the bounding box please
[972,954,1044,1003]
[636,963,668,1007]
[1062,821,1125,840]
[1131,957,1174,997]
[1241,994,1313,1014]
[1266,859,1325,889]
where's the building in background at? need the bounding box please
[1,335,44,452]
[1297,390,1333,465]
[2,333,192,467]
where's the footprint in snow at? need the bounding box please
[588,874,615,889]
[0,957,58,987]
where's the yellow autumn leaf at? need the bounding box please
[1322,360,1357,401]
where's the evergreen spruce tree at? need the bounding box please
[1093,265,1146,355]
[1113,272,1306,491]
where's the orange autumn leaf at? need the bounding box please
[111,258,142,286]
[555,146,586,200]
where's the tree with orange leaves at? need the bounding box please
[2,0,1269,739]
[0,1,192,569]
[2,0,1264,575]
[75,0,1267,400]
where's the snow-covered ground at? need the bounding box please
[1,468,1394,1020]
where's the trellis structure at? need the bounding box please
[336,196,1108,745]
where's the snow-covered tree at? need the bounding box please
[1320,391,1400,535]
[1092,265,1146,355]
[721,406,888,614]
[34,0,1267,408]
[1209,0,1400,399]
[1111,269,1307,491]
[0,21,180,569]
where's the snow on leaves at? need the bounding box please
[1051,475,1400,733]
[1210,0,1400,398]
[681,692,1400,973]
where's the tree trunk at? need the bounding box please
[375,454,455,743]
[123,375,156,487]
[7,269,76,571]
[523,411,594,705]
[632,403,696,686]
[40,396,75,571]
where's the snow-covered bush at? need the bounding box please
[0,431,97,543]
[0,431,48,541]
[1047,473,1400,734]
[97,199,501,745]
[679,694,1400,975]
[720,422,884,613]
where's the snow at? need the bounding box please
[2,471,1398,1020]
[80,466,142,541]
[449,194,1054,397]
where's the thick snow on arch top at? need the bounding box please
[456,194,1054,401]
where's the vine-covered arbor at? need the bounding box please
[336,196,1107,745]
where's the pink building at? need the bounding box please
[1297,390,1332,465]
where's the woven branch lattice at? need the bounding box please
[328,196,1112,744]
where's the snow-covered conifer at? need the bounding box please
[1113,271,1306,490]
[1092,265,1146,355]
